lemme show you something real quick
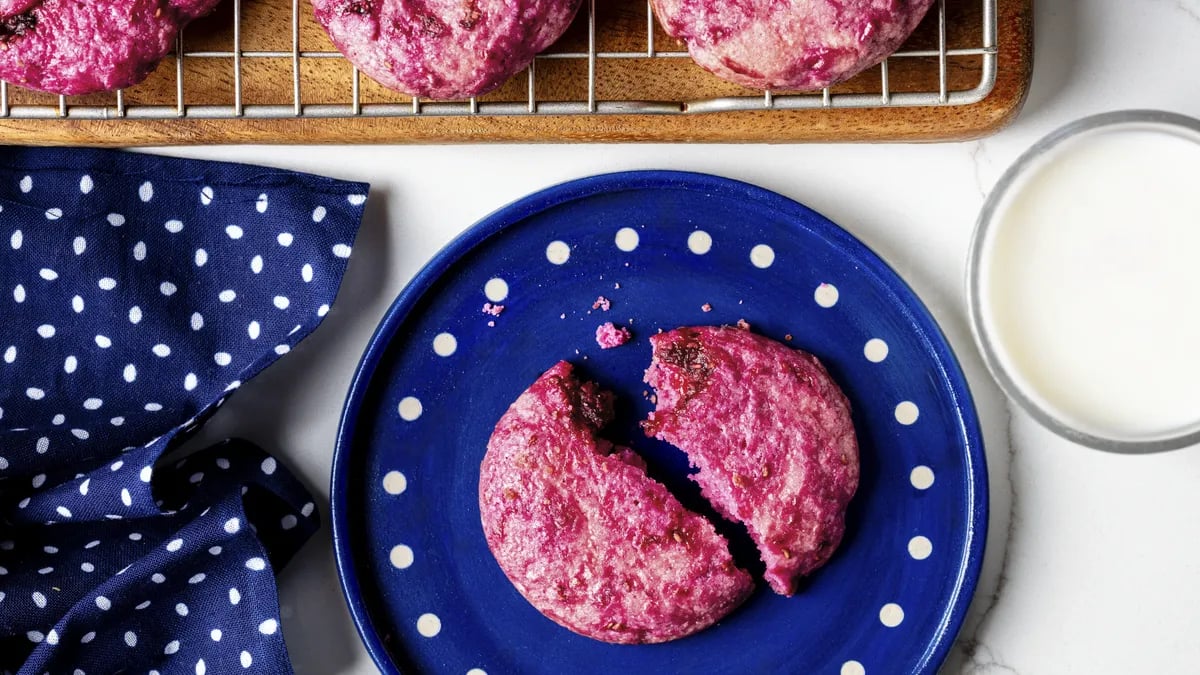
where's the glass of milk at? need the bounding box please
[967,110,1200,452]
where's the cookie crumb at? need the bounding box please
[560,313,566,320]
[701,303,712,313]
[614,282,621,290]
[784,334,793,341]
[736,319,751,330]
[487,320,495,327]
[595,322,632,349]
[482,302,505,317]
[592,296,612,311]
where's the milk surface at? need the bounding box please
[981,126,1200,439]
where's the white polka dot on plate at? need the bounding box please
[687,230,712,255]
[246,557,266,571]
[390,544,414,569]
[416,613,441,637]
[614,227,639,252]
[278,232,293,246]
[467,670,488,675]
[9,229,21,250]
[261,457,276,475]
[241,651,253,668]
[248,321,261,340]
[165,219,184,234]
[895,401,919,425]
[301,264,314,283]
[107,213,124,227]
[910,465,935,490]
[44,208,62,221]
[383,471,407,495]
[273,296,290,310]
[312,206,327,222]
[864,338,888,363]
[226,225,244,240]
[195,249,208,267]
[841,661,866,675]
[251,255,264,274]
[398,397,422,421]
[200,186,214,205]
[484,278,508,302]
[332,244,352,258]
[432,333,457,357]
[73,236,86,255]
[879,603,904,628]
[908,535,933,560]
[258,619,278,635]
[256,193,269,213]
[80,175,93,193]
[138,181,153,202]
[750,244,775,269]
[545,240,570,265]
[814,283,839,308]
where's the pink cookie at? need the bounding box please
[480,361,753,643]
[644,326,859,595]
[312,0,580,99]
[0,0,221,95]
[652,0,934,90]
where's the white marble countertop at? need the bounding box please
[156,1,1200,672]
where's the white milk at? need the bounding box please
[980,125,1200,440]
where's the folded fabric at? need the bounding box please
[0,148,368,675]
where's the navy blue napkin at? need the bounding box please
[0,148,368,674]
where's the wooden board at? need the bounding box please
[0,0,1032,145]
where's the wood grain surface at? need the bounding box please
[0,0,1032,145]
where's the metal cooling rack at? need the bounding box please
[0,0,997,120]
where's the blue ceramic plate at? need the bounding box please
[332,171,987,675]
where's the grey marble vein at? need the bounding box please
[956,406,1019,674]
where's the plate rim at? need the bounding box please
[330,169,989,675]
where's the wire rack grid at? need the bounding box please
[0,0,997,120]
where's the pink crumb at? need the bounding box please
[592,296,612,311]
[487,320,496,327]
[736,319,751,330]
[595,322,632,349]
[483,303,505,317]
[701,303,713,312]
[614,283,621,289]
